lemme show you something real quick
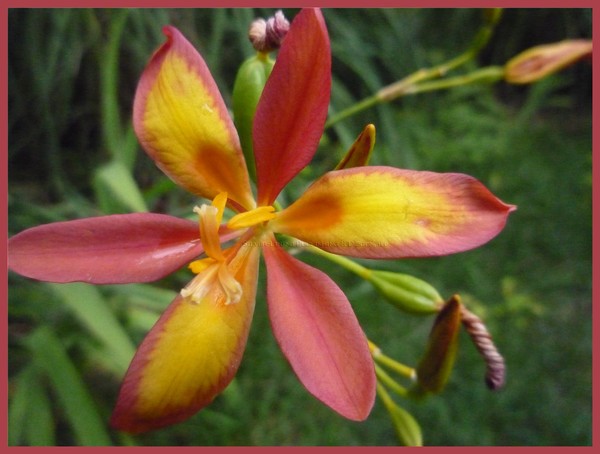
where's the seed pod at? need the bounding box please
[368,270,442,315]
[232,54,274,182]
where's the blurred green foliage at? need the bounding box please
[8,8,591,446]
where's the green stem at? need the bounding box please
[375,364,409,398]
[404,66,505,96]
[324,94,379,129]
[302,243,371,280]
[373,349,416,380]
[324,11,502,129]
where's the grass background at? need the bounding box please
[7,8,592,446]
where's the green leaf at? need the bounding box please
[93,160,148,214]
[25,327,112,445]
[48,282,136,375]
[8,366,37,445]
[25,372,56,446]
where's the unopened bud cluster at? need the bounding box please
[249,10,290,53]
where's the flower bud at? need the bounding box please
[505,39,592,85]
[335,124,376,170]
[368,270,443,315]
[248,10,290,53]
[378,388,423,447]
[232,54,274,182]
[415,295,462,394]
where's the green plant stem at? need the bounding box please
[325,95,380,129]
[302,243,371,280]
[375,364,409,398]
[405,66,505,96]
[372,346,416,380]
[325,11,502,129]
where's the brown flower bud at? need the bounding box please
[248,10,290,53]
[505,39,592,84]
[415,295,462,394]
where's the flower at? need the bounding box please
[8,8,515,434]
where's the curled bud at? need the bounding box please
[505,39,592,84]
[249,10,290,53]
[461,305,506,390]
[368,270,443,315]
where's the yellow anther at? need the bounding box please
[227,206,276,230]
[188,257,216,274]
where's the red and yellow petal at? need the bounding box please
[134,26,254,212]
[110,243,260,433]
[271,166,516,259]
[7,214,206,284]
[262,236,375,421]
[253,8,331,205]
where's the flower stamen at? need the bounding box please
[227,205,276,230]
[181,192,244,305]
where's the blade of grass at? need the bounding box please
[48,282,137,374]
[93,160,148,214]
[25,327,112,446]
[24,372,56,446]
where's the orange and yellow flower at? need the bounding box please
[8,8,515,433]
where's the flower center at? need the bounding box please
[180,193,275,305]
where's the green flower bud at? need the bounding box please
[378,384,423,447]
[368,270,443,315]
[232,54,274,182]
